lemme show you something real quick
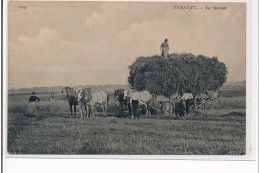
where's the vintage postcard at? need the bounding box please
[4,0,257,164]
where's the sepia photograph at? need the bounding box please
[6,1,249,157]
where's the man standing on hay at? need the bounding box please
[160,38,169,58]
[28,91,40,116]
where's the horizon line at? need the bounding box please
[8,80,246,91]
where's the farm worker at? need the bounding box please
[178,100,185,118]
[29,91,40,103]
[28,91,40,116]
[160,38,169,58]
[175,99,185,119]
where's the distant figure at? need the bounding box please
[29,91,40,103]
[160,38,169,58]
[50,93,55,101]
[28,91,40,116]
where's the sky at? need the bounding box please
[8,2,246,89]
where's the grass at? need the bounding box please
[214,97,245,109]
[7,110,245,155]
[8,92,120,114]
[7,90,246,155]
[218,88,246,98]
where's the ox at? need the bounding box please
[76,88,109,119]
[128,89,152,119]
[61,87,78,118]
[114,89,132,117]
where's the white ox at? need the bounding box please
[128,90,152,117]
[76,88,109,119]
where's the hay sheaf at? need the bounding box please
[128,53,228,98]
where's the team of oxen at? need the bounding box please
[61,87,109,119]
[61,87,218,120]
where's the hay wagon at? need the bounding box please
[149,90,218,115]
[181,91,218,111]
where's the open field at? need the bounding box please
[7,86,246,155]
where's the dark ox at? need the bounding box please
[61,87,78,118]
[114,89,132,117]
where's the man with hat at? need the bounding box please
[28,91,40,116]
[160,38,169,58]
